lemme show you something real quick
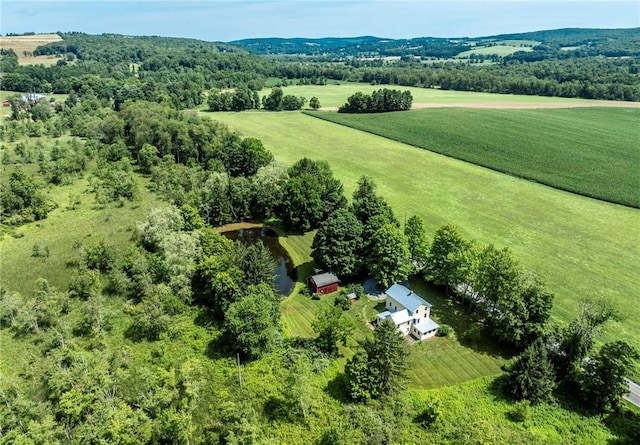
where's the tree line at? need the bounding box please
[338,88,412,113]
[2,30,638,111]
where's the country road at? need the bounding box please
[624,378,640,408]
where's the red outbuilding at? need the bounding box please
[308,272,340,295]
[2,101,11,108]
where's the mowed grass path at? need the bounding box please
[211,111,640,358]
[309,107,640,207]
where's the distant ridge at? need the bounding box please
[229,27,640,57]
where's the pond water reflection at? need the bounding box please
[221,227,295,296]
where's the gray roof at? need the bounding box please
[385,283,431,312]
[413,317,439,334]
[310,272,339,287]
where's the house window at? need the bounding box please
[424,314,427,318]
[394,306,397,310]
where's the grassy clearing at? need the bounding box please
[255,83,597,108]
[0,175,162,296]
[409,377,623,444]
[307,107,640,207]
[16,54,63,66]
[210,111,640,365]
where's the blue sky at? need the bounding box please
[1,1,638,41]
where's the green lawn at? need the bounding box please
[253,83,600,108]
[210,111,640,367]
[276,229,509,389]
[307,107,640,207]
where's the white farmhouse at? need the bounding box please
[376,283,439,340]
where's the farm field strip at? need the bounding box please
[256,83,640,108]
[210,110,640,359]
[307,107,640,207]
[0,34,62,65]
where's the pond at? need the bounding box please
[221,227,295,296]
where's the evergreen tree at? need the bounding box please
[364,318,408,398]
[351,175,395,227]
[505,337,556,404]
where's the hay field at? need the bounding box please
[309,107,640,207]
[257,83,640,109]
[0,33,62,65]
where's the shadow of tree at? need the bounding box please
[294,260,314,284]
[604,408,640,444]
[408,277,516,359]
[325,372,351,404]
[205,336,228,360]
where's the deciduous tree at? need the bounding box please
[581,341,639,413]
[368,223,412,289]
[223,284,281,359]
[311,208,363,277]
[312,305,353,355]
[425,224,470,288]
[404,214,430,270]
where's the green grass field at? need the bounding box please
[210,111,640,370]
[306,107,640,207]
[0,175,162,295]
[254,83,599,108]
[409,377,622,444]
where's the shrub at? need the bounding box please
[436,324,453,337]
[84,240,117,272]
[415,402,441,429]
[334,290,351,311]
[507,400,530,423]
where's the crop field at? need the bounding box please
[256,83,602,109]
[0,33,62,65]
[307,107,640,207]
[211,110,640,368]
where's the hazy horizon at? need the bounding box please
[1,1,638,42]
